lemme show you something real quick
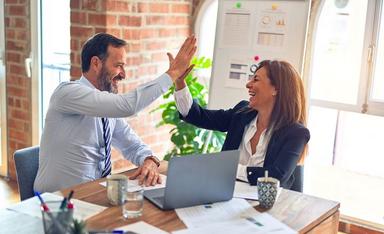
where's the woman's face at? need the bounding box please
[246,67,277,111]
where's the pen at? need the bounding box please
[88,230,125,234]
[34,191,50,211]
[59,197,68,210]
[67,190,74,202]
[60,190,74,210]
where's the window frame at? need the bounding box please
[306,0,384,116]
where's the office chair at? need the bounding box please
[14,146,40,201]
[290,165,304,192]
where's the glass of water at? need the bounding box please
[122,180,144,219]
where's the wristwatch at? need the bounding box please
[145,155,160,167]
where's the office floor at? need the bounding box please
[0,178,19,209]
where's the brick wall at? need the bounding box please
[3,0,199,180]
[4,0,32,180]
[70,0,194,171]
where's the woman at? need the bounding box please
[174,60,310,190]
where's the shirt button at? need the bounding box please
[248,171,252,175]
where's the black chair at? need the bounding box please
[14,146,40,201]
[290,165,304,192]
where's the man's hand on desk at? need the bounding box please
[129,157,162,186]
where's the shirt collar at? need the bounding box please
[249,115,258,129]
[79,76,97,89]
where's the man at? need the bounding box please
[34,33,196,192]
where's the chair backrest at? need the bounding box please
[14,146,40,201]
[290,165,304,192]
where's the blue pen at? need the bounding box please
[34,191,50,211]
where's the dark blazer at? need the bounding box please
[180,100,310,189]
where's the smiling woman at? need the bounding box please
[173,59,310,191]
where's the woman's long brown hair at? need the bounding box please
[257,60,308,164]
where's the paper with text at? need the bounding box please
[172,213,297,234]
[175,198,259,228]
[100,174,167,192]
[7,192,106,220]
[117,221,168,234]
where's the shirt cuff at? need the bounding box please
[236,164,248,182]
[158,73,173,92]
[174,86,193,117]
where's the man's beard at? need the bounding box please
[97,66,118,94]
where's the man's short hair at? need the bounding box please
[81,33,127,72]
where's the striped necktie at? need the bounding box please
[101,117,112,177]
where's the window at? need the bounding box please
[31,0,70,143]
[194,0,218,81]
[305,0,384,228]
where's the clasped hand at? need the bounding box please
[129,159,161,186]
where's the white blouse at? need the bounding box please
[174,86,272,182]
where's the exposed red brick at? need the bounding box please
[6,40,25,51]
[10,109,29,122]
[70,26,94,37]
[119,16,142,27]
[70,0,81,10]
[145,41,167,50]
[15,30,27,40]
[82,0,99,11]
[9,129,29,142]
[70,39,79,51]
[88,13,106,26]
[107,15,117,25]
[5,0,17,4]
[14,18,27,28]
[71,11,87,24]
[8,5,25,16]
[106,0,130,12]
[126,43,140,53]
[171,4,191,14]
[71,66,82,78]
[149,3,169,13]
[7,86,28,98]
[9,64,26,75]
[104,28,121,37]
[140,29,159,39]
[122,29,140,40]
[6,52,21,63]
[6,29,15,39]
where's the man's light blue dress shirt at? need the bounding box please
[34,74,172,192]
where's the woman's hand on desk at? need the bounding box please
[129,159,162,186]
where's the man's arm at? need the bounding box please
[112,118,161,186]
[53,35,197,118]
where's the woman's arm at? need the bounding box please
[246,126,310,188]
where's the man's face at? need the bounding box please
[96,46,126,94]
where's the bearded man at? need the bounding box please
[34,33,196,192]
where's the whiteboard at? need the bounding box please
[208,0,310,109]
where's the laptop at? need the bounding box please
[144,150,240,210]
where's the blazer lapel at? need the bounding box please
[222,110,257,150]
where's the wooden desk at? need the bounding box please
[60,162,340,233]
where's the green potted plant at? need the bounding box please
[152,57,226,160]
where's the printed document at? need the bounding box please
[175,198,259,228]
[172,213,297,234]
[117,221,168,234]
[100,174,167,192]
[7,192,106,220]
[233,181,283,201]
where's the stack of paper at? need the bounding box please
[100,174,167,192]
[174,198,297,234]
[7,192,106,220]
[116,221,168,234]
[233,181,282,201]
